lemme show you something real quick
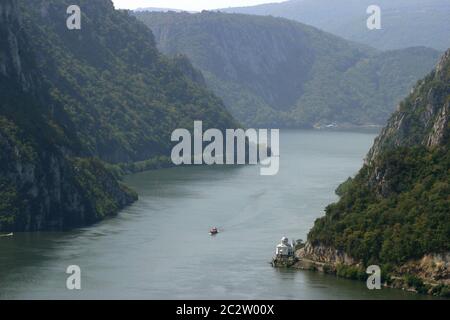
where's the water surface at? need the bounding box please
[0,130,431,299]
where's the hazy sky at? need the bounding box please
[112,0,287,11]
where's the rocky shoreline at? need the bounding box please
[282,242,450,297]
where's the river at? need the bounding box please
[0,130,433,299]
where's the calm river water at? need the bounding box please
[0,130,433,299]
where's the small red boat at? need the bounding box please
[209,227,219,235]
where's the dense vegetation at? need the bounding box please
[0,0,236,231]
[308,50,450,267]
[222,0,450,51]
[0,0,138,231]
[309,147,449,265]
[136,11,440,128]
[21,0,236,164]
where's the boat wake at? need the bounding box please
[0,232,14,238]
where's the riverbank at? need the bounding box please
[290,242,450,298]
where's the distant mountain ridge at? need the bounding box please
[136,11,440,128]
[221,0,450,51]
[135,7,196,13]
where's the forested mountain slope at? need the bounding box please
[0,0,236,231]
[302,49,450,296]
[21,0,235,164]
[137,11,440,128]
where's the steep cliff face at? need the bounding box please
[364,50,449,197]
[1,1,240,231]
[303,49,450,295]
[367,49,450,161]
[0,0,33,90]
[0,0,137,232]
[136,11,440,128]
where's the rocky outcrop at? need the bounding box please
[361,50,450,199]
[366,49,450,164]
[295,242,450,295]
[296,242,357,266]
[271,256,298,268]
[399,253,450,286]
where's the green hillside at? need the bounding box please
[0,0,236,231]
[306,49,450,295]
[136,11,440,128]
[22,0,236,164]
